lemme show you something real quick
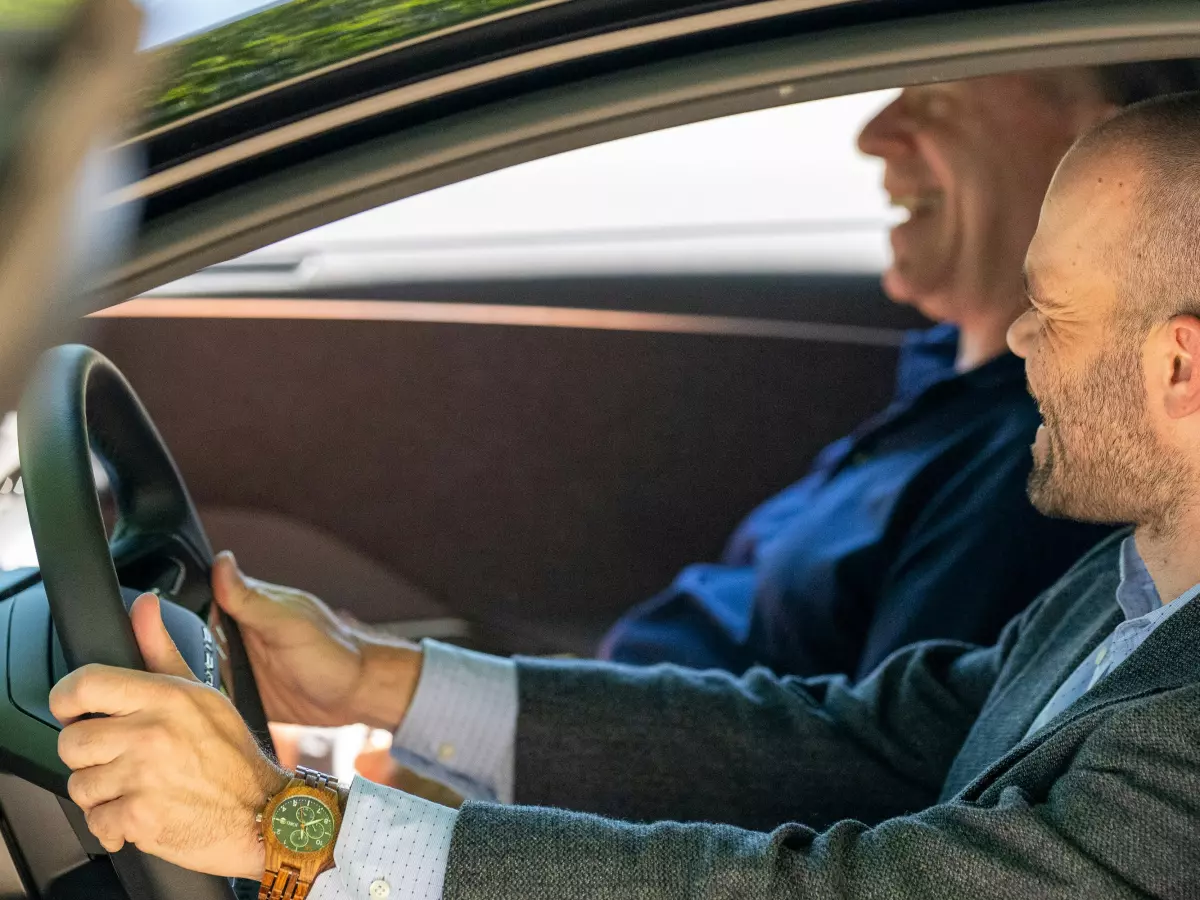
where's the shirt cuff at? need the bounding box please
[308,777,458,900]
[390,639,518,804]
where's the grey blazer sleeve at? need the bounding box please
[511,605,1026,832]
[445,681,1200,900]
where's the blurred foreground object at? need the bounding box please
[0,0,143,409]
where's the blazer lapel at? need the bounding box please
[941,565,1121,801]
[955,586,1200,801]
[1045,589,1200,724]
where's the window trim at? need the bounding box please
[95,0,1200,310]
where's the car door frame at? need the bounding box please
[97,0,1200,308]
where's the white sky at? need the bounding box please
[280,90,898,245]
[137,0,288,46]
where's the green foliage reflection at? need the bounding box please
[0,0,77,30]
[146,0,541,132]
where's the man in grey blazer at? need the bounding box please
[52,91,1200,899]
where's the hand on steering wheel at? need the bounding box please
[18,345,282,900]
[52,593,288,879]
[212,552,422,732]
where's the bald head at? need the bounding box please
[1059,91,1200,335]
[1007,89,1200,534]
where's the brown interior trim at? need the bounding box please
[92,297,908,345]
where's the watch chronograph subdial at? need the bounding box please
[271,795,337,853]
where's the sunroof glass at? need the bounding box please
[142,0,546,132]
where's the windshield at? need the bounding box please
[141,0,548,132]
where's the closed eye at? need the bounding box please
[1022,270,1054,319]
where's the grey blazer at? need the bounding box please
[445,530,1200,898]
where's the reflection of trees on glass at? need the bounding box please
[145,0,542,132]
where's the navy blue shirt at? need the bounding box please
[599,325,1115,680]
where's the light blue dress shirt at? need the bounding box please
[309,641,516,900]
[1025,536,1200,737]
[311,540,1200,900]
[390,641,518,804]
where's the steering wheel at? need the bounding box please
[17,344,272,900]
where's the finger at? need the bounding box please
[84,798,133,854]
[50,664,179,723]
[212,551,268,626]
[67,762,130,812]
[130,593,199,683]
[58,716,130,770]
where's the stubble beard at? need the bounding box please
[1027,349,1181,531]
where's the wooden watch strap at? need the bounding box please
[259,768,343,900]
[258,864,311,900]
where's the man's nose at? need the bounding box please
[856,95,911,159]
[1007,308,1037,360]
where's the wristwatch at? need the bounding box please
[256,766,349,900]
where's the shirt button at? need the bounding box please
[437,743,456,763]
[369,879,391,899]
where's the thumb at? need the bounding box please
[129,593,198,682]
[212,551,267,626]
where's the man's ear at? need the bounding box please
[1161,315,1200,419]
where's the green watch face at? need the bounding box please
[270,796,336,853]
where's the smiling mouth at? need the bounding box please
[889,192,944,223]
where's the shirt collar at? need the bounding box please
[1116,535,1200,624]
[1116,536,1162,620]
